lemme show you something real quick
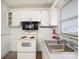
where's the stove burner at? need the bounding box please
[30,36,35,39]
[21,36,27,39]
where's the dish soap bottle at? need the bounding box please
[52,29,57,40]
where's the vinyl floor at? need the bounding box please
[2,51,42,59]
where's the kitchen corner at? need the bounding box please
[1,0,78,59]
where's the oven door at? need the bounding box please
[17,40,36,53]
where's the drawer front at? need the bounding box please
[17,53,36,59]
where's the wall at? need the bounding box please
[1,3,9,34]
[37,28,52,51]
[9,9,53,51]
[1,2,11,58]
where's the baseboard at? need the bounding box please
[36,51,42,53]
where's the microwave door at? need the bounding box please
[32,24,34,29]
[25,25,29,29]
[21,21,39,30]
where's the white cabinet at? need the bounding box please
[40,11,49,26]
[50,8,58,26]
[8,10,49,26]
[9,11,41,26]
[12,11,21,26]
[50,53,77,59]
[8,11,21,26]
[17,11,41,22]
[42,41,77,59]
[17,53,36,59]
[24,11,41,21]
[42,41,49,59]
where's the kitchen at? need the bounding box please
[1,0,78,59]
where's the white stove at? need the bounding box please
[17,32,37,59]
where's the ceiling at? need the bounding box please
[2,0,54,8]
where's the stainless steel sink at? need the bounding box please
[48,45,74,52]
[44,40,74,52]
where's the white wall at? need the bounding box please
[10,27,23,51]
[1,3,9,34]
[1,2,11,58]
[37,28,52,51]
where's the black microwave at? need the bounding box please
[21,21,40,30]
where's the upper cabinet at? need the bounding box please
[19,11,41,22]
[8,11,21,27]
[8,10,50,27]
[50,8,58,26]
[12,11,21,26]
[39,11,50,26]
[8,11,41,26]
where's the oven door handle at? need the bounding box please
[22,42,31,47]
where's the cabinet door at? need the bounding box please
[12,19,20,26]
[20,11,29,21]
[12,11,20,26]
[40,11,49,26]
[27,11,39,21]
[50,9,58,26]
[17,53,36,59]
[20,11,41,22]
[51,53,77,59]
[42,42,49,59]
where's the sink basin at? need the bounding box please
[44,40,74,52]
[48,45,74,52]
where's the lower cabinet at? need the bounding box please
[42,41,77,59]
[50,53,77,59]
[42,50,49,59]
[17,53,36,59]
[42,42,49,59]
